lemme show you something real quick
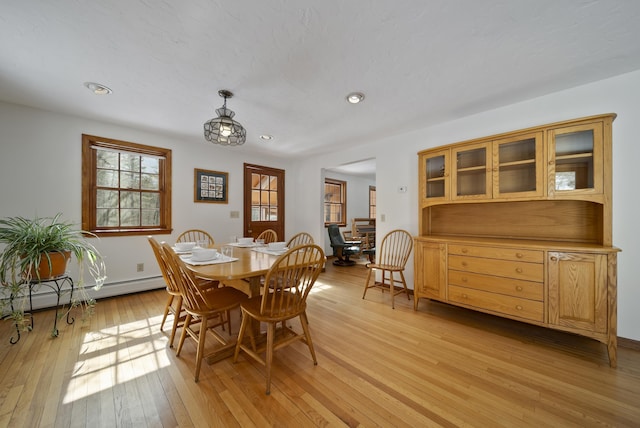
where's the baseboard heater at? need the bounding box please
[5,276,165,313]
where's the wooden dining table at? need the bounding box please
[186,245,279,297]
[183,245,281,363]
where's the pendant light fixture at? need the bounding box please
[204,90,246,146]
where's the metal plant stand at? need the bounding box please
[7,275,74,344]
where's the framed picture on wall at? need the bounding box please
[194,168,228,203]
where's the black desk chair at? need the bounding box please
[327,224,361,266]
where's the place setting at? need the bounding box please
[178,246,238,265]
[251,241,289,256]
[228,237,258,248]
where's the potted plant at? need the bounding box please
[0,214,106,334]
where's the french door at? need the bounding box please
[243,163,285,241]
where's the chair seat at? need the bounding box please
[241,295,306,322]
[366,262,402,272]
[196,286,248,315]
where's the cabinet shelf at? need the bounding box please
[457,166,486,173]
[499,159,536,168]
[556,152,593,161]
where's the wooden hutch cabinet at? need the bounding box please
[415,113,620,367]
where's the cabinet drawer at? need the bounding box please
[448,270,543,301]
[448,244,543,263]
[449,255,543,282]
[448,285,544,322]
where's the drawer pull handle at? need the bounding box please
[516,268,523,273]
[516,286,523,291]
[461,248,468,253]
[516,305,523,311]
[462,294,468,299]
[550,256,558,262]
[461,262,468,267]
[461,277,468,282]
[516,253,524,258]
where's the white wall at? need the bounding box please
[0,102,290,301]
[293,70,640,341]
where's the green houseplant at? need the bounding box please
[0,214,106,334]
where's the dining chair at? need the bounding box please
[286,232,314,248]
[161,243,248,382]
[362,229,413,309]
[256,229,278,244]
[149,237,223,346]
[233,243,325,395]
[176,229,215,248]
[148,237,185,348]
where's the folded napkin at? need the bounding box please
[251,247,288,256]
[180,254,238,265]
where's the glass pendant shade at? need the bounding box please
[204,90,246,146]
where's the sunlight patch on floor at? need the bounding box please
[62,315,171,403]
[309,281,333,294]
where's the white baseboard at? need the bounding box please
[11,276,165,312]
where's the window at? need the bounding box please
[82,134,172,236]
[324,178,346,226]
[251,172,279,221]
[369,185,376,219]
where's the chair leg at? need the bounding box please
[169,296,183,348]
[389,270,396,309]
[399,271,410,301]
[176,314,192,357]
[362,266,374,300]
[299,311,318,365]
[160,294,173,331]
[194,315,208,383]
[234,310,250,362]
[265,322,275,395]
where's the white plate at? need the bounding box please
[181,254,219,262]
[173,247,192,254]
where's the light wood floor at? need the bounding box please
[1,261,640,427]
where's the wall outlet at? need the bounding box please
[136,263,144,272]
[381,214,386,222]
[230,210,240,218]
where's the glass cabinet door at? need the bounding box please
[493,132,543,198]
[547,122,603,196]
[452,143,491,200]
[422,149,449,201]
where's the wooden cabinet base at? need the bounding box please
[414,236,619,368]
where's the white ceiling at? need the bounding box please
[2,1,640,168]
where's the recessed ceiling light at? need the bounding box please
[346,92,365,104]
[260,134,273,140]
[84,82,113,95]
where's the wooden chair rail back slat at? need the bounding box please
[256,229,278,244]
[286,232,314,248]
[377,229,413,268]
[176,229,215,247]
[260,244,325,317]
[160,243,209,314]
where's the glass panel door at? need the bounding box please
[548,122,603,195]
[424,150,449,200]
[493,132,543,198]
[453,143,490,199]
